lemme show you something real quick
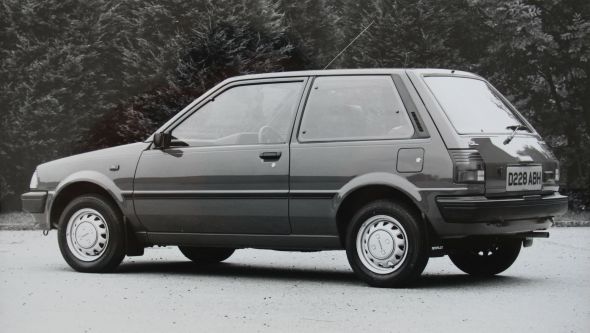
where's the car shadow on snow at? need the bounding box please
[416,273,531,289]
[116,260,360,286]
[112,260,534,289]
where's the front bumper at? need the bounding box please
[20,191,47,214]
[22,191,47,213]
[437,193,568,223]
[22,191,49,229]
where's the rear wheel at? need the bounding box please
[449,239,521,276]
[57,194,126,272]
[179,247,235,264]
[345,200,429,288]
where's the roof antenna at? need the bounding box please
[323,20,375,70]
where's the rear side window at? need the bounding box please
[299,76,414,142]
[424,76,524,134]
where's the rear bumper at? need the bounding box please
[437,193,568,223]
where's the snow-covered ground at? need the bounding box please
[2,211,589,230]
[1,229,589,332]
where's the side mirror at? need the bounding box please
[153,132,172,149]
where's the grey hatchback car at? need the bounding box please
[22,69,568,287]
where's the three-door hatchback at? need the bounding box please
[22,69,568,287]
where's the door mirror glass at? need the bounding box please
[153,132,171,149]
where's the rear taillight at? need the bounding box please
[543,167,560,184]
[450,150,485,184]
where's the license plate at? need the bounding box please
[506,165,543,191]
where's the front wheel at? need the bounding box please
[57,194,126,272]
[449,239,521,276]
[179,247,235,264]
[345,200,429,288]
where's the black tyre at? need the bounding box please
[345,200,429,288]
[179,247,235,264]
[449,239,521,276]
[57,194,126,272]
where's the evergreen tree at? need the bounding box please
[473,0,590,199]
[278,0,343,69]
[86,0,293,149]
[0,0,588,211]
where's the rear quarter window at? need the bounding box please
[299,75,414,142]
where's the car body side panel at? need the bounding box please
[289,141,423,235]
[288,73,462,237]
[289,140,465,237]
[35,142,149,230]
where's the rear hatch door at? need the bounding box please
[471,135,557,197]
[419,73,559,196]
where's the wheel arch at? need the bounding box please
[49,179,123,230]
[49,175,144,256]
[334,173,431,245]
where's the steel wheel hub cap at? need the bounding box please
[356,215,408,274]
[66,208,109,262]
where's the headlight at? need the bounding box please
[29,170,39,189]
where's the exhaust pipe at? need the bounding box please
[518,231,550,238]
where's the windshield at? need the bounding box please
[424,76,524,134]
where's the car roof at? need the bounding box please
[224,68,481,83]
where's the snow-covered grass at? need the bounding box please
[0,212,40,230]
[1,211,588,230]
[553,211,590,227]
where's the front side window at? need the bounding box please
[299,76,414,142]
[173,81,303,147]
[423,76,525,134]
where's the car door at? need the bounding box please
[133,77,307,234]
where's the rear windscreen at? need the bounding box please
[424,76,524,134]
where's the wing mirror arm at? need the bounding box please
[153,132,172,149]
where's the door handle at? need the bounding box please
[259,151,282,161]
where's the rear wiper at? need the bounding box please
[503,125,528,145]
